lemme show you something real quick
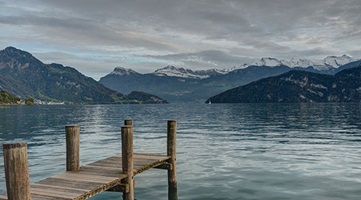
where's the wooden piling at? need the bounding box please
[2,142,31,200]
[124,119,133,126]
[122,125,134,200]
[167,120,178,200]
[65,125,80,172]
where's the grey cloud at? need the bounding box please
[1,0,361,79]
[146,50,254,70]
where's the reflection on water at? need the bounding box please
[1,103,361,199]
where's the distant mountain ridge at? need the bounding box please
[100,56,360,102]
[207,66,361,103]
[244,54,355,70]
[120,55,357,80]
[0,47,167,104]
[153,66,227,79]
[103,55,358,80]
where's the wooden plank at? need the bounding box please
[78,167,121,175]
[31,183,88,193]
[53,172,117,183]
[37,177,106,190]
[93,156,121,163]
[87,159,121,167]
[81,165,121,171]
[76,166,122,178]
[134,156,171,175]
[31,193,70,200]
[76,169,118,177]
[134,153,169,160]
[31,188,79,199]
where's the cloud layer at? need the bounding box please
[1,0,360,79]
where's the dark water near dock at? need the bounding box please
[1,103,361,199]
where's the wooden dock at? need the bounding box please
[1,120,178,200]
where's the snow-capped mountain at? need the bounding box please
[240,55,356,71]
[100,56,361,103]
[244,57,317,68]
[251,57,283,67]
[153,66,225,79]
[110,67,140,76]
[108,55,357,80]
[323,54,354,68]
[283,58,317,68]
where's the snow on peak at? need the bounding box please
[111,67,139,76]
[248,57,317,68]
[251,57,282,67]
[285,58,317,68]
[323,54,354,68]
[154,66,223,79]
[236,55,355,70]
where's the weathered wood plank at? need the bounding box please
[31,194,70,200]
[53,173,117,183]
[31,183,88,193]
[1,153,170,200]
[134,153,169,159]
[31,188,80,199]
[134,157,171,175]
[76,167,122,178]
[81,165,121,171]
[36,178,106,190]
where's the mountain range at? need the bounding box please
[99,55,360,102]
[207,65,361,103]
[0,47,167,104]
[1,46,360,104]
[240,54,355,71]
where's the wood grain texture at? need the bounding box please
[167,120,178,200]
[65,125,80,172]
[122,125,134,200]
[2,142,31,200]
[1,153,169,200]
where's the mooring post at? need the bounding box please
[2,142,31,200]
[167,120,178,200]
[122,125,134,200]
[124,119,133,126]
[125,119,135,192]
[65,125,80,172]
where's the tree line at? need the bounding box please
[0,90,34,105]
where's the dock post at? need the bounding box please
[65,125,80,172]
[122,125,134,200]
[167,120,178,200]
[124,119,133,126]
[2,142,31,200]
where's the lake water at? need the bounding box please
[1,103,361,200]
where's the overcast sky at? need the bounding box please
[1,0,360,80]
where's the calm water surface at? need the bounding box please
[1,103,361,199]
